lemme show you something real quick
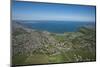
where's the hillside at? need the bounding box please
[12,22,96,65]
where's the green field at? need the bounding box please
[12,27,96,65]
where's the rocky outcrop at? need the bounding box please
[12,22,59,56]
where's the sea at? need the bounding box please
[19,21,95,33]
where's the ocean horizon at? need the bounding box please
[16,21,95,33]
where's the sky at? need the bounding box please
[12,1,96,22]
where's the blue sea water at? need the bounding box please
[20,21,95,33]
